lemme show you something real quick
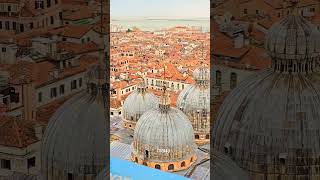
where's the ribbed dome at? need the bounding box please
[95,168,108,180]
[212,69,320,177]
[177,65,210,144]
[41,66,107,179]
[132,89,196,171]
[265,14,320,61]
[133,108,196,161]
[192,64,210,83]
[177,86,210,113]
[122,82,159,123]
[213,11,320,178]
[265,10,320,74]
[211,150,249,180]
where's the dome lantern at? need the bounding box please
[159,86,171,111]
[192,63,210,88]
[136,81,147,94]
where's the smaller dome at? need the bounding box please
[177,85,210,113]
[211,150,249,180]
[96,168,108,180]
[265,11,320,61]
[177,64,210,144]
[192,64,210,85]
[41,90,107,178]
[122,82,158,124]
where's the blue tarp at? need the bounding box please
[110,157,190,180]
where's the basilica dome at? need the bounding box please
[95,168,108,180]
[41,65,107,180]
[212,5,320,179]
[176,64,210,144]
[265,8,320,73]
[132,87,197,172]
[211,150,249,180]
[122,81,158,131]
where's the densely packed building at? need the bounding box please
[109,25,213,179]
[0,0,108,179]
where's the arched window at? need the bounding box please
[168,164,174,170]
[195,135,199,139]
[190,157,193,162]
[206,134,210,139]
[135,157,138,163]
[216,70,221,85]
[181,161,186,167]
[155,164,161,169]
[145,150,149,158]
[143,162,147,166]
[230,72,237,89]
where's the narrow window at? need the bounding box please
[38,92,42,102]
[47,0,51,7]
[27,157,36,169]
[50,88,57,98]
[230,72,237,89]
[59,84,64,95]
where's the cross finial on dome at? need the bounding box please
[159,64,171,111]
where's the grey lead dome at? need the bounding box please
[177,64,210,144]
[265,14,320,61]
[133,107,196,162]
[212,8,320,179]
[41,65,107,180]
[122,82,159,122]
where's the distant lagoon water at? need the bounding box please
[111,17,210,32]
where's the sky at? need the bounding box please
[111,0,209,18]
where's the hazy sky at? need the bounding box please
[111,0,209,18]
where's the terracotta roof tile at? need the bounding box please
[0,116,38,148]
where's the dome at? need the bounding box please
[192,64,210,84]
[95,168,108,180]
[132,88,197,172]
[212,8,320,179]
[265,10,320,74]
[265,13,320,60]
[41,66,107,180]
[122,81,159,130]
[177,65,210,145]
[211,150,249,180]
